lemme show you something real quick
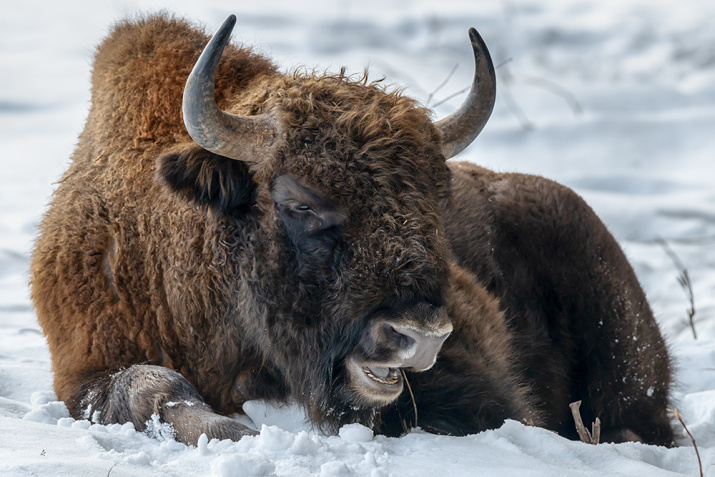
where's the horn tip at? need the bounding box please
[468,27,481,46]
[221,14,237,31]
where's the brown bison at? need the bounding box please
[31,13,674,447]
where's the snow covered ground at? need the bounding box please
[1,0,714,475]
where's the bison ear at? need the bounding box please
[157,144,256,214]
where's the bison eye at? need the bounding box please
[271,175,346,230]
[272,174,347,280]
[280,202,323,234]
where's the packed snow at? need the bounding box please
[1,0,714,475]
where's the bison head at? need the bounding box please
[160,15,495,431]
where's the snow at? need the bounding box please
[339,424,374,444]
[1,0,714,475]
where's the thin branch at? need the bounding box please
[501,78,534,130]
[521,75,583,116]
[431,86,470,110]
[656,238,697,339]
[669,409,703,477]
[429,53,511,112]
[496,57,513,70]
[426,63,459,107]
[647,235,715,245]
[368,58,430,98]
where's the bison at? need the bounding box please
[31,13,674,447]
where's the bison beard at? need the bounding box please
[30,12,674,448]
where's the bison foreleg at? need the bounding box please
[78,364,256,444]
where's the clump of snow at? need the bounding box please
[72,419,92,430]
[319,460,353,476]
[242,399,311,433]
[257,425,297,452]
[29,391,58,407]
[23,395,69,424]
[339,423,374,443]
[211,454,276,477]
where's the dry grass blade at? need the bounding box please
[656,238,697,339]
[401,369,418,429]
[669,408,703,477]
[569,400,600,444]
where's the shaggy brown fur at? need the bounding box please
[439,163,672,444]
[31,13,673,446]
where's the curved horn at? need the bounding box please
[183,14,278,162]
[434,28,496,159]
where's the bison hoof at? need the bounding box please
[168,406,258,445]
[202,416,259,442]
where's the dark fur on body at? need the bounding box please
[31,14,673,446]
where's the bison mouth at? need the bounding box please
[344,304,452,407]
[346,355,404,405]
[362,365,400,385]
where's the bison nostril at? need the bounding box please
[390,321,452,372]
[385,325,416,351]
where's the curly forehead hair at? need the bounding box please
[242,69,442,158]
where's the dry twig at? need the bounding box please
[669,408,703,477]
[430,57,516,111]
[426,63,459,107]
[498,65,534,131]
[431,86,470,110]
[569,400,600,444]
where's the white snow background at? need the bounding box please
[1,0,714,475]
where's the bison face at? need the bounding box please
[270,161,453,410]
[171,15,496,430]
[159,117,456,428]
[253,76,459,425]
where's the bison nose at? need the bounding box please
[390,322,452,372]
